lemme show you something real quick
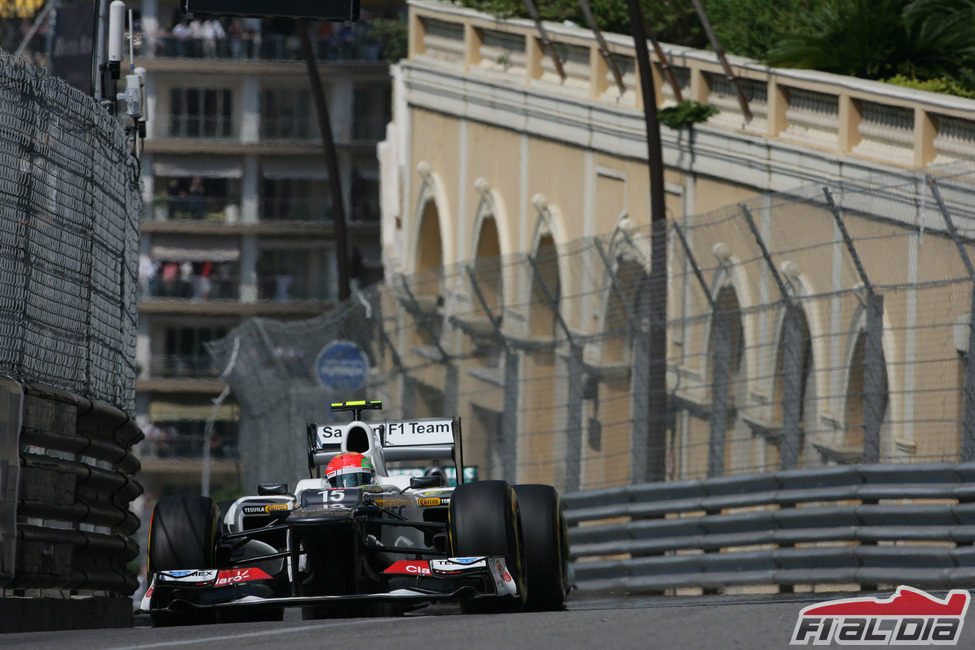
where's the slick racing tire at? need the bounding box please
[448,480,527,612]
[513,484,570,611]
[148,495,221,573]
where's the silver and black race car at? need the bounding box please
[140,400,570,625]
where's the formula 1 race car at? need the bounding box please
[141,400,570,625]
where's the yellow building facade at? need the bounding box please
[377,0,975,491]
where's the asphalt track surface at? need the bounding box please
[2,590,974,649]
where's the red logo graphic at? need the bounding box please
[383,560,431,576]
[215,567,272,586]
[494,559,512,583]
[791,586,970,645]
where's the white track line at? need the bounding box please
[105,618,389,650]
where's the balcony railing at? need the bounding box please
[142,266,240,300]
[142,32,386,63]
[138,430,239,460]
[351,117,388,141]
[156,113,237,140]
[257,273,334,302]
[260,116,316,140]
[408,0,975,168]
[144,194,380,224]
[148,195,241,222]
[147,353,222,378]
[261,198,333,222]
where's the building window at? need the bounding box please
[169,87,234,138]
[161,326,229,376]
[141,419,239,459]
[261,178,331,221]
[261,87,313,139]
[352,84,390,140]
[257,244,335,301]
[155,175,241,222]
[349,166,379,222]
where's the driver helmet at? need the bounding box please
[325,452,374,488]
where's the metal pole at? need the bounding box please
[708,310,730,477]
[577,0,625,94]
[824,187,884,462]
[565,342,583,492]
[298,19,351,301]
[739,203,802,468]
[14,0,59,59]
[93,0,106,101]
[502,349,520,483]
[926,176,975,460]
[522,0,566,81]
[689,0,751,120]
[466,266,508,346]
[626,0,668,482]
[863,293,884,463]
[671,222,716,311]
[527,255,574,345]
[202,336,240,497]
[648,30,683,103]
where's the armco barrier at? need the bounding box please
[563,463,975,594]
[0,377,143,632]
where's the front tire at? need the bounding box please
[148,495,220,573]
[449,480,526,612]
[147,495,221,627]
[513,484,569,610]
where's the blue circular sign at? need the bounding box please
[315,341,369,391]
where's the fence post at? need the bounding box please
[708,310,731,477]
[863,293,885,463]
[565,343,583,492]
[927,176,975,460]
[740,204,802,468]
[824,187,883,462]
[631,331,650,484]
[0,378,22,586]
[781,306,803,468]
[502,349,520,483]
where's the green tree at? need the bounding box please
[451,0,975,97]
[766,0,975,89]
[705,0,814,61]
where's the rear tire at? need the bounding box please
[513,484,569,610]
[449,480,526,612]
[148,495,220,573]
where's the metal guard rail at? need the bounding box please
[563,463,975,593]
[3,380,143,596]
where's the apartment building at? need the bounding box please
[132,0,395,501]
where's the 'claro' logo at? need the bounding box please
[791,586,970,646]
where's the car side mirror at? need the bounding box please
[258,482,289,495]
[410,475,443,489]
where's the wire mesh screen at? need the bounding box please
[0,54,140,412]
[210,159,975,494]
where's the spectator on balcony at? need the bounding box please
[171,18,191,57]
[166,179,184,219]
[144,422,172,457]
[160,261,180,296]
[180,261,194,297]
[140,254,160,296]
[202,18,225,58]
[337,23,356,59]
[227,19,244,58]
[199,261,213,299]
[188,176,205,219]
[215,262,234,298]
[243,19,261,58]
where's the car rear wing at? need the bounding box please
[305,401,465,482]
